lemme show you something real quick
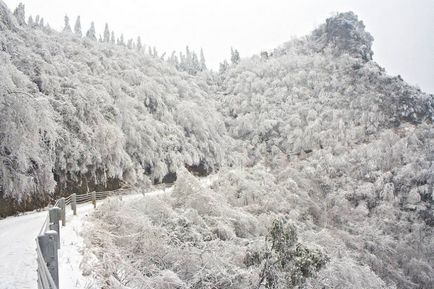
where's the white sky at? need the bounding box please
[3,0,434,93]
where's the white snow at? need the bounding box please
[0,189,166,289]
[0,210,46,289]
[58,201,96,289]
[58,192,148,289]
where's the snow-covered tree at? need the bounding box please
[117,33,125,46]
[74,16,81,37]
[13,3,25,26]
[230,47,240,65]
[200,48,207,71]
[219,59,229,73]
[168,51,179,67]
[136,36,142,51]
[27,15,33,27]
[191,51,200,74]
[127,38,133,49]
[103,23,110,42]
[86,21,96,40]
[62,15,71,33]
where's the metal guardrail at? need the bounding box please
[36,189,131,289]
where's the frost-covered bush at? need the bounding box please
[246,219,328,289]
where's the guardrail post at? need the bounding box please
[91,191,96,208]
[38,230,59,288]
[49,207,61,249]
[71,193,77,215]
[59,197,66,226]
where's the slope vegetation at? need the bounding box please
[0,0,226,215]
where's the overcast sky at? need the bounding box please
[4,0,433,93]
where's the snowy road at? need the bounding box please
[0,210,46,289]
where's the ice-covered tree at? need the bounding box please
[103,23,110,42]
[230,47,240,65]
[27,15,33,27]
[86,21,96,40]
[74,16,81,37]
[219,59,229,73]
[13,3,25,26]
[191,52,200,74]
[117,33,125,46]
[168,51,179,67]
[62,15,71,33]
[127,38,133,49]
[200,48,207,71]
[136,36,142,51]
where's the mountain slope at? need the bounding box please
[0,3,433,288]
[213,11,434,289]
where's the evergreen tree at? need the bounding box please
[168,51,179,67]
[219,59,229,74]
[98,34,103,42]
[230,47,240,65]
[136,36,142,51]
[39,17,44,28]
[63,15,71,33]
[200,48,207,71]
[13,3,25,26]
[86,22,96,40]
[117,34,125,46]
[74,16,82,37]
[127,39,133,49]
[179,51,186,70]
[35,15,40,26]
[27,15,33,27]
[103,23,110,43]
[192,52,200,74]
[185,46,192,71]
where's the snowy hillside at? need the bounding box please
[0,0,227,213]
[0,2,433,289]
[80,11,433,289]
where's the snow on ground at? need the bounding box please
[0,210,47,289]
[58,201,97,289]
[0,187,166,289]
